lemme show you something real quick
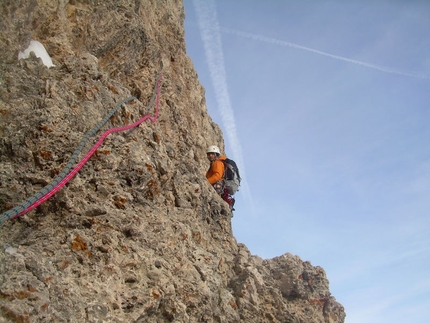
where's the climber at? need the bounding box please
[206,145,235,210]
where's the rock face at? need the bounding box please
[0,1,346,322]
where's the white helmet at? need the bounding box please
[207,145,221,155]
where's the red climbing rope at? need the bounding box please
[11,75,163,219]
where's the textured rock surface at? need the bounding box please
[0,0,346,322]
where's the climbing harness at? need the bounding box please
[213,181,224,195]
[0,75,163,225]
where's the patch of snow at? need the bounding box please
[18,40,55,68]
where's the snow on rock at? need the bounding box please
[18,40,55,68]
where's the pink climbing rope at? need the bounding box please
[12,75,163,219]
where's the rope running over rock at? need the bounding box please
[0,75,162,224]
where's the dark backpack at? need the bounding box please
[222,158,241,195]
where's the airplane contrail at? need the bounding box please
[220,27,430,80]
[192,0,256,212]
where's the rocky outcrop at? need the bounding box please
[0,0,345,322]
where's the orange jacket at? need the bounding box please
[206,156,226,185]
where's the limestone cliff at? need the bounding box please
[0,1,346,322]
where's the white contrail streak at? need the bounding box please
[192,0,255,212]
[221,27,430,80]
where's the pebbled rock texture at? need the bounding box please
[0,0,346,322]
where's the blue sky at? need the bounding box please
[183,1,430,322]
